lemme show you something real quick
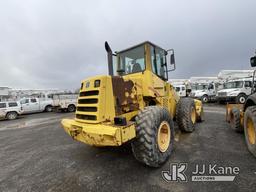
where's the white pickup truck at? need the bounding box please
[52,94,78,112]
[0,101,23,120]
[20,98,53,114]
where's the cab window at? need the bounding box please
[0,103,6,108]
[244,81,252,88]
[150,46,167,80]
[31,99,37,103]
[175,87,180,92]
[8,102,18,107]
[20,99,29,104]
[116,45,145,75]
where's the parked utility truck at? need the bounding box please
[20,97,53,114]
[52,93,78,112]
[61,41,204,167]
[217,70,254,104]
[169,79,190,97]
[226,53,256,157]
[190,77,219,103]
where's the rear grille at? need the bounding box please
[76,114,97,120]
[80,90,99,97]
[76,89,99,121]
[77,106,97,112]
[78,99,98,104]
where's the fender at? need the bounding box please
[244,93,256,111]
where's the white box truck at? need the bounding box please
[52,94,78,112]
[189,77,220,103]
[216,70,254,104]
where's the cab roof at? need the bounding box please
[116,41,166,54]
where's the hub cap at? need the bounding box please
[157,121,171,153]
[239,97,246,104]
[247,117,255,145]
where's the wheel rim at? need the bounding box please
[203,97,208,102]
[157,121,171,153]
[239,97,246,104]
[9,113,15,119]
[191,107,196,124]
[247,117,255,145]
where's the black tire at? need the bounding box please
[244,106,256,157]
[230,108,243,132]
[201,95,209,103]
[68,104,76,112]
[45,105,53,112]
[196,106,204,122]
[176,98,196,132]
[131,106,174,167]
[6,111,18,120]
[236,94,247,104]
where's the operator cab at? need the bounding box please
[251,54,256,93]
[105,41,175,81]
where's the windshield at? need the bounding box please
[114,45,145,75]
[192,84,208,90]
[175,87,181,92]
[224,81,243,89]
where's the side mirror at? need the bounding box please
[251,56,256,67]
[167,49,176,71]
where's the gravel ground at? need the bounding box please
[0,104,256,192]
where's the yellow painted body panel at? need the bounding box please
[62,119,136,146]
[61,42,203,147]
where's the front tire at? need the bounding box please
[6,112,18,120]
[176,98,196,132]
[201,95,209,103]
[131,106,174,167]
[244,106,256,157]
[236,94,247,104]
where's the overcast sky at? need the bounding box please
[0,0,256,89]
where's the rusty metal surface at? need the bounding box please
[112,76,140,115]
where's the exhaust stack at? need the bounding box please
[105,41,114,76]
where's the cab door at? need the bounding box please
[20,99,30,113]
[29,98,40,112]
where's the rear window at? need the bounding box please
[0,103,6,108]
[8,102,18,107]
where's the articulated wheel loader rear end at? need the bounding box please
[61,41,204,167]
[226,53,256,157]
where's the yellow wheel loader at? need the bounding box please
[226,53,256,157]
[61,41,203,167]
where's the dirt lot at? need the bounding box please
[0,104,256,192]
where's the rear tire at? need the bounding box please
[176,98,196,132]
[45,105,53,112]
[131,106,174,167]
[230,108,243,132]
[244,106,256,157]
[68,104,76,112]
[6,112,18,120]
